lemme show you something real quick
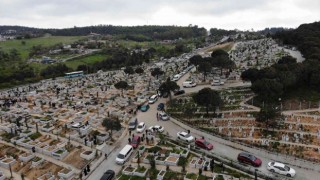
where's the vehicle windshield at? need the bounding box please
[132,139,138,144]
[203,141,210,145]
[249,155,256,161]
[129,122,136,125]
[117,154,125,159]
[284,165,290,171]
[138,125,143,128]
[184,134,191,138]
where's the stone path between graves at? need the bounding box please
[0,166,22,180]
[0,140,81,173]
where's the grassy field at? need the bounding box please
[205,42,234,53]
[64,54,109,70]
[0,36,84,60]
[29,53,109,72]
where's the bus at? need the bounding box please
[64,71,84,78]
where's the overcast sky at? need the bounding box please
[0,0,319,30]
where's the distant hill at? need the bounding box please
[273,21,320,59]
[0,25,207,40]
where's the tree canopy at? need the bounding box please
[193,88,222,115]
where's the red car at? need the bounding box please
[130,135,141,149]
[195,138,214,150]
[237,152,262,167]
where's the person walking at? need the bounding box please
[156,112,159,121]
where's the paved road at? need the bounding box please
[88,72,320,180]
[134,74,319,180]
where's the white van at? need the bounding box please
[148,95,158,104]
[183,81,197,88]
[211,79,220,86]
[172,74,181,81]
[115,145,133,164]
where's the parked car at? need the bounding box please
[174,90,185,96]
[100,170,115,180]
[159,112,170,121]
[148,95,158,104]
[183,81,197,88]
[148,125,164,133]
[177,131,194,142]
[157,103,165,110]
[130,135,141,148]
[267,162,296,177]
[140,104,150,112]
[195,138,214,150]
[237,152,262,167]
[128,117,138,130]
[136,122,146,133]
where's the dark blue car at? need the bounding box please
[157,103,164,110]
[140,104,150,112]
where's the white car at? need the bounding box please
[267,162,296,177]
[136,122,146,133]
[148,125,164,133]
[177,131,194,142]
[148,95,158,104]
[159,112,170,121]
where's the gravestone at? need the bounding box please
[249,131,253,138]
[289,124,292,130]
[228,131,231,137]
[285,134,289,142]
[243,132,246,138]
[239,127,242,133]
[282,134,286,141]
[219,127,222,133]
[228,121,231,127]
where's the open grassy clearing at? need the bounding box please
[205,42,234,53]
[64,54,109,70]
[0,36,85,59]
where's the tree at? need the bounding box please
[135,67,144,74]
[251,79,283,103]
[211,49,235,76]
[159,78,180,102]
[102,118,122,140]
[193,88,222,115]
[184,105,195,124]
[198,62,212,82]
[151,68,164,79]
[241,68,260,82]
[124,66,134,75]
[114,81,128,96]
[189,55,203,67]
[257,105,280,130]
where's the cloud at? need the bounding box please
[0,0,319,30]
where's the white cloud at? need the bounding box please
[0,0,319,30]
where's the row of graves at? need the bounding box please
[229,38,290,70]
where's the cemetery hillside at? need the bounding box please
[2,20,320,180]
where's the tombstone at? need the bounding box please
[251,126,254,132]
[295,137,299,143]
[243,132,246,138]
[285,117,288,121]
[297,117,300,123]
[318,147,320,154]
[282,134,286,141]
[249,131,253,138]
[219,127,222,133]
[318,129,320,139]
[239,127,242,133]
[228,131,231,137]
[228,121,231,127]
[289,124,292,130]
[285,134,289,142]
[300,132,303,139]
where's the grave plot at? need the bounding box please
[62,147,89,169]
[20,160,63,180]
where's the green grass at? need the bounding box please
[29,132,42,140]
[64,54,108,70]
[0,36,84,60]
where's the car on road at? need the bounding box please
[148,95,158,104]
[148,125,164,133]
[159,112,170,121]
[115,145,133,164]
[237,152,262,167]
[140,104,150,112]
[183,81,197,88]
[172,74,181,81]
[177,131,194,142]
[157,103,165,110]
[174,89,185,96]
[267,162,296,177]
[100,170,115,180]
[128,117,138,130]
[195,138,214,150]
[130,135,141,148]
[136,122,146,133]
